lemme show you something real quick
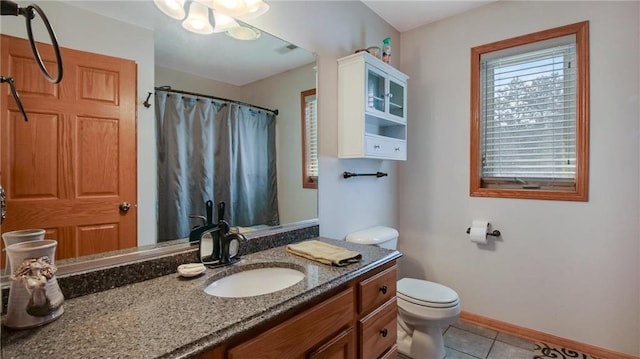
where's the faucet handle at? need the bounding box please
[217,201,226,223]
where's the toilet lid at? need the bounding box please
[397,278,459,307]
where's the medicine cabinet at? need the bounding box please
[338,52,409,160]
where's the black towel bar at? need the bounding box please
[343,171,388,179]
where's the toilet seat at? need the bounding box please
[397,278,459,308]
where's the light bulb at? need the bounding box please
[213,12,239,33]
[182,1,214,34]
[236,0,269,20]
[212,0,249,18]
[153,0,186,20]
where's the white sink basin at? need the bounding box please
[204,266,305,298]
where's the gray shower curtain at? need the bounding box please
[155,91,279,242]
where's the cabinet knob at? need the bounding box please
[380,328,388,337]
[395,147,400,151]
[374,144,380,149]
[379,285,387,294]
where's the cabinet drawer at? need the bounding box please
[359,265,397,315]
[364,136,406,160]
[359,298,397,359]
[228,288,354,359]
[379,344,398,359]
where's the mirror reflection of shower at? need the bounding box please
[155,87,280,241]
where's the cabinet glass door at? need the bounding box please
[366,66,386,114]
[388,77,405,120]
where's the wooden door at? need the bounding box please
[0,34,137,263]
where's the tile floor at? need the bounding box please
[399,320,536,359]
[442,320,534,358]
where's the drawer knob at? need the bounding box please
[380,328,388,337]
[374,144,380,149]
[379,285,387,294]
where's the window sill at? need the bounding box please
[470,186,587,201]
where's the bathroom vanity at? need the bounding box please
[1,238,400,359]
[200,258,398,359]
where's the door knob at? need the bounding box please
[119,202,131,212]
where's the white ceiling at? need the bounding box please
[62,1,493,85]
[362,0,495,32]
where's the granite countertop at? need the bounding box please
[2,238,401,359]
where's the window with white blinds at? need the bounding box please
[470,21,589,201]
[305,97,318,177]
[302,89,318,189]
[480,42,576,182]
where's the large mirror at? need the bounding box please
[0,0,318,274]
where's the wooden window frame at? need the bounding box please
[301,88,317,189]
[470,21,590,201]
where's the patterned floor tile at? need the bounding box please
[534,342,600,359]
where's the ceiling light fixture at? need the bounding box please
[226,25,261,41]
[153,0,269,38]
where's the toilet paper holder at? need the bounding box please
[466,226,501,237]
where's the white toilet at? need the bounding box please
[345,226,460,359]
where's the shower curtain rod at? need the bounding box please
[154,86,279,116]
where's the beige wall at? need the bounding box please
[398,1,640,355]
[155,66,244,100]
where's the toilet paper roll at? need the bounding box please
[469,220,489,244]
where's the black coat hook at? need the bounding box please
[143,92,152,108]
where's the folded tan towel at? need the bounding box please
[286,240,362,267]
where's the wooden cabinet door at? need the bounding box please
[228,288,354,359]
[308,327,356,359]
[0,34,137,262]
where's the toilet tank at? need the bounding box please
[345,226,398,250]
